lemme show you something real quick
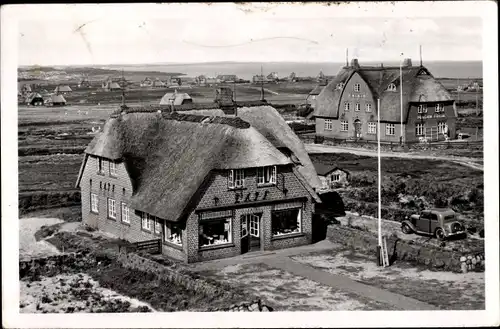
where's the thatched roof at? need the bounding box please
[179,106,322,190]
[26,93,44,104]
[80,112,294,221]
[309,85,324,96]
[54,85,72,93]
[314,64,454,123]
[159,92,192,106]
[313,163,349,177]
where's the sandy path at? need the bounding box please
[19,217,64,260]
[305,144,483,171]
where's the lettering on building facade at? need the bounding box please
[234,190,270,204]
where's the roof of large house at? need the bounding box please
[180,106,322,190]
[159,92,192,106]
[314,60,454,122]
[79,111,300,221]
[26,93,43,102]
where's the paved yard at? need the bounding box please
[292,248,485,310]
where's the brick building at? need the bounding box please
[76,106,322,263]
[314,58,457,142]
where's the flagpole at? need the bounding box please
[377,97,382,265]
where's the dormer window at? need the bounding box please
[387,83,397,92]
[336,83,344,90]
[257,166,277,186]
[417,104,428,114]
[228,169,245,189]
[435,104,444,113]
[353,83,361,92]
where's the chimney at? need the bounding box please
[402,58,412,67]
[350,58,360,69]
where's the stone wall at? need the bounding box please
[327,225,484,273]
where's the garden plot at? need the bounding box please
[197,262,393,311]
[20,273,153,313]
[291,249,484,310]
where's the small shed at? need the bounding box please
[313,163,350,190]
[159,91,193,106]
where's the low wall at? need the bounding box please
[19,191,81,214]
[327,225,484,273]
[116,252,274,311]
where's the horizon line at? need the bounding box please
[18,59,483,68]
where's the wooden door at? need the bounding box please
[249,214,261,252]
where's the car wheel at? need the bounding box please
[435,228,446,240]
[401,223,412,234]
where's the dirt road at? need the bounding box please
[305,144,483,171]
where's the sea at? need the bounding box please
[103,61,483,80]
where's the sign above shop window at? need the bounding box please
[418,114,446,120]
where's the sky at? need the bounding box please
[13,2,485,66]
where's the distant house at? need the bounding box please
[205,77,220,86]
[26,93,44,106]
[252,75,269,84]
[288,72,297,82]
[306,85,325,109]
[102,80,122,91]
[18,83,32,96]
[152,79,166,88]
[217,75,238,83]
[267,72,279,82]
[313,164,350,190]
[140,78,153,88]
[78,78,91,88]
[47,94,67,106]
[195,75,207,86]
[314,58,457,142]
[160,91,193,106]
[54,85,72,94]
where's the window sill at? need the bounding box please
[228,187,247,191]
[271,232,304,241]
[107,216,117,221]
[109,174,118,179]
[257,183,276,188]
[90,211,99,215]
[121,220,131,226]
[141,227,152,233]
[164,241,183,250]
[199,243,235,251]
[97,172,105,176]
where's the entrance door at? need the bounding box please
[354,120,362,139]
[240,214,261,254]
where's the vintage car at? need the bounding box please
[401,208,466,240]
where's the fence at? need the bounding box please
[131,239,162,254]
[303,135,483,152]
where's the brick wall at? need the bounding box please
[185,166,313,263]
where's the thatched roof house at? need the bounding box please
[313,58,458,142]
[314,59,454,122]
[54,85,72,93]
[159,91,193,106]
[77,107,323,263]
[26,93,44,106]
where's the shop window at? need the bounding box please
[271,208,302,237]
[416,123,425,136]
[199,217,232,247]
[165,222,182,246]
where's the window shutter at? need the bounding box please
[228,170,234,189]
